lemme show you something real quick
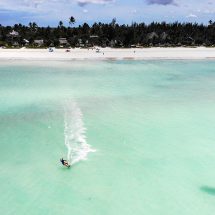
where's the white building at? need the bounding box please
[9,30,19,36]
[34,39,44,46]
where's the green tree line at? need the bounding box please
[0,17,215,48]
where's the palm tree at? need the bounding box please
[29,22,33,29]
[59,21,63,28]
[28,22,38,32]
[32,22,38,30]
[111,18,116,28]
[69,16,75,27]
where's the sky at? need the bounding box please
[0,0,214,26]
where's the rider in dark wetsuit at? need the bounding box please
[60,158,70,167]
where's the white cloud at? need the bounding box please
[186,13,197,18]
[77,0,114,6]
[0,0,114,11]
[83,9,88,13]
[0,0,47,11]
[131,9,137,14]
[203,9,215,14]
[147,0,176,5]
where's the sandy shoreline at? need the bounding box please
[0,47,215,60]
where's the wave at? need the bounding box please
[64,100,95,165]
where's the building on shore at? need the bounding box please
[34,39,44,47]
[59,38,69,47]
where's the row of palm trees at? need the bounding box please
[0,17,215,47]
[59,16,76,28]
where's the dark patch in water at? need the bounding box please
[166,74,186,82]
[154,84,170,89]
[200,186,215,195]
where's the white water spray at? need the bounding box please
[64,100,95,165]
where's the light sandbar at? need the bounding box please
[0,47,215,60]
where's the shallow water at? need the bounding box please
[1,60,215,215]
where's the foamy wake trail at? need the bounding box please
[64,100,95,165]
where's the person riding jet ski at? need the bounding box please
[60,158,70,168]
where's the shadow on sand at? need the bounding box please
[200,186,215,196]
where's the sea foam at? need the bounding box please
[64,100,95,165]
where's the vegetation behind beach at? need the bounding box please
[0,18,215,48]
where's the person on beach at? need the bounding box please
[60,158,70,168]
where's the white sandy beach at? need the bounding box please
[0,47,215,60]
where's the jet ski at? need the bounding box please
[60,158,70,168]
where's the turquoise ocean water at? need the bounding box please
[1,60,215,215]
